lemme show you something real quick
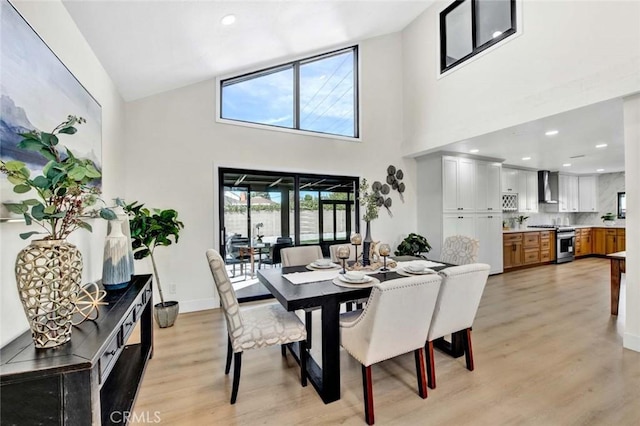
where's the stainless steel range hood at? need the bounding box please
[538,170,559,204]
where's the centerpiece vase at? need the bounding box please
[15,239,83,348]
[102,219,133,291]
[362,221,373,266]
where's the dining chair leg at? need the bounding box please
[230,352,242,404]
[305,311,313,349]
[300,340,307,387]
[346,302,353,312]
[464,328,474,371]
[426,340,436,389]
[225,336,233,374]
[414,348,428,399]
[281,344,287,357]
[362,364,375,425]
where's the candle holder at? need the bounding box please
[337,245,351,274]
[350,233,362,265]
[379,243,391,272]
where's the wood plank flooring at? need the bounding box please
[132,258,640,425]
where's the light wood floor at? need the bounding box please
[132,258,640,425]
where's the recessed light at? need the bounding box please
[563,163,571,167]
[597,168,605,172]
[595,143,608,148]
[522,157,531,161]
[469,149,479,153]
[221,14,236,25]
[545,130,559,136]
[492,31,503,38]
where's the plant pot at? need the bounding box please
[15,239,83,348]
[604,220,616,227]
[154,301,179,328]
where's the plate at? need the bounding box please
[401,267,436,275]
[310,262,337,269]
[338,274,373,284]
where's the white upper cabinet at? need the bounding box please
[578,175,598,212]
[501,167,519,193]
[558,174,579,212]
[516,169,538,213]
[475,161,502,212]
[442,156,476,212]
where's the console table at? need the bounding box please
[1,275,153,425]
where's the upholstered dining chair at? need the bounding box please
[440,235,480,265]
[281,245,324,268]
[205,249,307,404]
[281,245,324,348]
[329,243,356,263]
[340,275,442,425]
[425,263,490,390]
[261,242,293,268]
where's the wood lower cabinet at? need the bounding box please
[503,233,524,269]
[593,228,625,255]
[575,228,592,257]
[504,231,556,271]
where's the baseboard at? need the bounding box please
[179,297,218,313]
[623,332,640,353]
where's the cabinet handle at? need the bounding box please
[106,349,117,357]
[488,208,493,210]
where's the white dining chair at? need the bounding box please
[206,249,307,404]
[340,274,442,425]
[425,263,490,389]
[440,235,480,265]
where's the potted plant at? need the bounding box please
[601,212,616,226]
[124,201,184,328]
[394,233,432,257]
[0,115,115,348]
[515,215,529,229]
[255,222,264,243]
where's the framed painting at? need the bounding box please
[0,0,102,218]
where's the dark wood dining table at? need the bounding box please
[257,257,454,404]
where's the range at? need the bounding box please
[528,225,575,263]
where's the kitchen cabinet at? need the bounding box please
[503,233,524,269]
[501,167,519,193]
[558,174,579,212]
[575,228,592,256]
[443,214,476,241]
[593,228,625,254]
[475,214,503,274]
[540,231,555,262]
[578,176,598,212]
[523,232,541,264]
[476,161,502,212]
[517,170,538,213]
[443,156,475,212]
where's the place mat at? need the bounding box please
[332,276,379,289]
[306,263,341,271]
[283,270,339,285]
[395,268,438,278]
[395,260,445,269]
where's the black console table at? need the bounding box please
[1,275,153,425]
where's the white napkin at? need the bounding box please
[395,260,445,270]
[283,270,340,285]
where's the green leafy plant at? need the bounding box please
[0,115,115,240]
[123,201,184,306]
[394,233,432,257]
[516,215,529,224]
[601,212,616,221]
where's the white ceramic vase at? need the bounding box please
[102,219,133,290]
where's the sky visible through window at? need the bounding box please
[221,49,356,137]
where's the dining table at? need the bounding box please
[257,256,456,404]
[237,244,270,278]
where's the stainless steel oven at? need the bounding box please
[555,228,575,263]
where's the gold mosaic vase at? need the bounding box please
[15,239,83,348]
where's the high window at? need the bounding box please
[220,46,359,138]
[440,0,516,73]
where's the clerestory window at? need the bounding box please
[220,46,359,139]
[440,0,516,73]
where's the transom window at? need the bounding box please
[440,0,516,73]
[220,46,359,138]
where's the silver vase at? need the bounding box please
[15,239,83,348]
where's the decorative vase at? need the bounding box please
[109,206,134,276]
[15,239,83,348]
[362,221,373,266]
[102,219,133,291]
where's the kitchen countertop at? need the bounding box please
[503,225,626,234]
[570,224,626,229]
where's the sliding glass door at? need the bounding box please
[219,168,358,259]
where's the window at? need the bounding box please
[440,0,516,73]
[220,46,358,138]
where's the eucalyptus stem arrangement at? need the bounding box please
[1,115,115,240]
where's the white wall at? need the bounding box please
[123,33,416,311]
[0,1,127,347]
[402,0,640,155]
